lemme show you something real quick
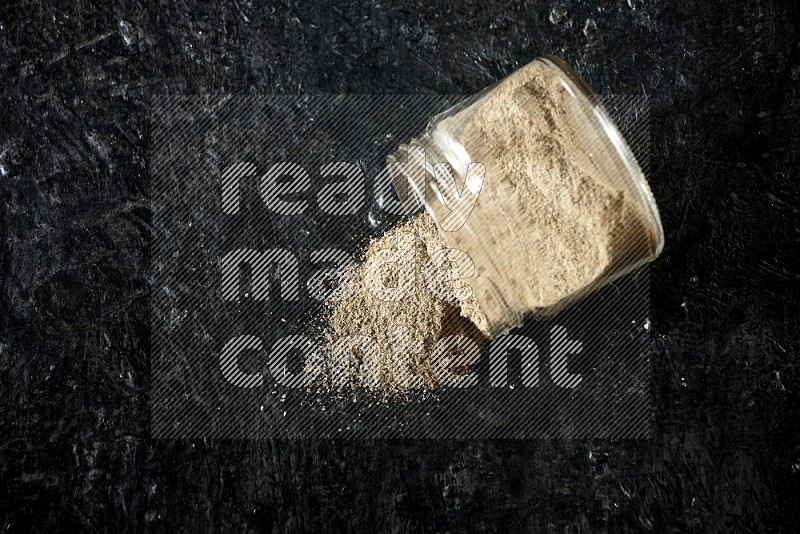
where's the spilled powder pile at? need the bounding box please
[316,213,487,398]
[315,59,656,396]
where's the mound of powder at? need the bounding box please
[317,213,487,398]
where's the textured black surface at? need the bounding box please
[1,0,799,531]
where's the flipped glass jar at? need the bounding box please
[386,56,664,339]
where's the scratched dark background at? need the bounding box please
[1,0,799,532]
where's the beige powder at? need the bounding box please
[316,59,656,396]
[316,213,487,398]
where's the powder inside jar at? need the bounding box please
[431,59,656,334]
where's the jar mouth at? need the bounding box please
[387,137,525,338]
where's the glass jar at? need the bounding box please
[386,56,664,339]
